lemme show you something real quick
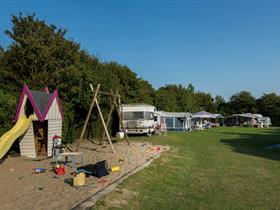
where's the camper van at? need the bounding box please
[120,104,157,135]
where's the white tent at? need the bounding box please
[157,111,192,131]
[211,114,225,119]
[191,111,225,129]
[257,117,271,128]
[231,113,263,118]
[227,113,271,127]
[192,111,225,119]
[192,111,214,119]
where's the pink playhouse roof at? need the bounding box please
[15,84,64,122]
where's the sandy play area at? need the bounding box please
[0,140,168,210]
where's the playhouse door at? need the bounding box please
[33,121,48,157]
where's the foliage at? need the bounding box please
[0,14,156,142]
[256,93,280,125]
[0,91,18,134]
[193,91,215,112]
[0,13,279,141]
[3,14,80,91]
[214,95,228,116]
[228,91,257,114]
[155,84,196,112]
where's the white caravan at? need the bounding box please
[120,104,157,135]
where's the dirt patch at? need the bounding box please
[0,140,168,210]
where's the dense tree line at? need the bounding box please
[0,14,279,142]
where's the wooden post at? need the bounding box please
[113,95,129,145]
[102,89,118,141]
[76,84,100,151]
[95,97,115,153]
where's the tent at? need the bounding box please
[192,111,225,129]
[211,114,225,119]
[157,111,192,131]
[257,117,271,128]
[227,113,271,127]
[192,111,213,119]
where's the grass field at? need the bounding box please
[95,127,280,210]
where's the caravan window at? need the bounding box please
[145,112,154,120]
[123,112,144,120]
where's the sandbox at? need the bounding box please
[0,141,168,210]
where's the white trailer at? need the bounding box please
[120,104,157,135]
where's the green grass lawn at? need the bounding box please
[95,127,280,210]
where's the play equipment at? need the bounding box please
[110,166,121,172]
[53,164,65,176]
[73,172,86,187]
[54,152,84,172]
[52,135,64,156]
[100,88,129,145]
[33,168,48,174]
[77,160,109,178]
[0,114,34,159]
[0,84,64,159]
[77,84,129,153]
[116,132,124,139]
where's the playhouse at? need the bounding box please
[13,84,64,158]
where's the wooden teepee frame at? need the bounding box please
[77,84,129,153]
[101,89,129,145]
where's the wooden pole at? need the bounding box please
[99,91,114,96]
[95,97,115,153]
[76,84,100,151]
[113,95,130,145]
[102,89,118,140]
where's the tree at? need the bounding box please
[0,91,18,134]
[2,13,279,140]
[3,13,80,91]
[256,93,280,125]
[228,91,256,114]
[137,79,156,104]
[0,14,156,141]
[187,83,195,93]
[214,95,229,116]
[155,85,178,111]
[193,92,216,112]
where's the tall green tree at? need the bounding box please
[229,91,256,114]
[256,93,280,125]
[155,85,178,111]
[0,14,156,141]
[3,14,81,91]
[155,84,196,112]
[193,92,216,112]
[214,95,229,116]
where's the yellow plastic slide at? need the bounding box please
[0,115,34,159]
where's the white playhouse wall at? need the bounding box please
[46,98,63,157]
[19,123,36,158]
[47,120,62,156]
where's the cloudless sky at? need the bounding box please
[1,0,280,100]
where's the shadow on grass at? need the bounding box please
[220,128,280,161]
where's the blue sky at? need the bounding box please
[1,0,279,100]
